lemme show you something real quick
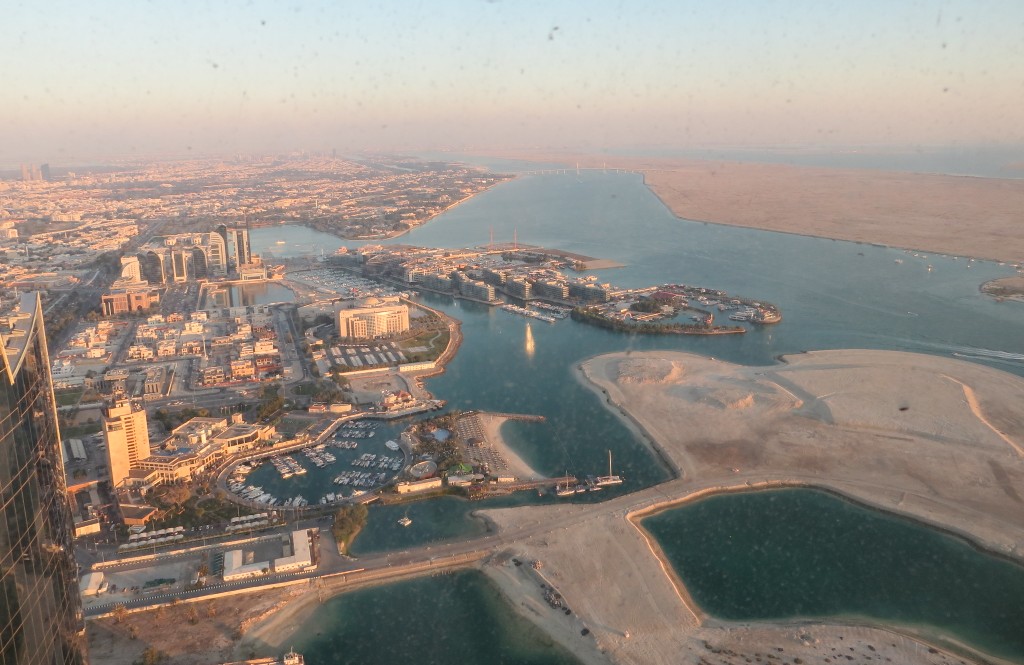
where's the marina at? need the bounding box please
[501,303,558,323]
[224,419,410,507]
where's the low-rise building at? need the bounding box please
[130,417,275,486]
[101,288,160,317]
[395,477,443,494]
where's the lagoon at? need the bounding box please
[642,488,1024,661]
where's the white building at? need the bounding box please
[336,297,410,339]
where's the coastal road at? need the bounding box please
[82,480,686,618]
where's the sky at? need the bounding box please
[4,0,1024,163]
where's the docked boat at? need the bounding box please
[594,450,624,487]
[385,439,400,451]
[555,472,577,497]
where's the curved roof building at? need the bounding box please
[0,293,87,664]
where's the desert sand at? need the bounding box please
[476,349,1024,665]
[87,587,309,665]
[475,150,1024,264]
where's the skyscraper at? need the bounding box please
[236,220,252,266]
[102,399,151,489]
[0,293,87,665]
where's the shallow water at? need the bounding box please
[288,571,583,665]
[642,488,1024,661]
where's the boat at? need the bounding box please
[398,510,412,527]
[385,439,400,451]
[555,472,577,497]
[594,450,624,487]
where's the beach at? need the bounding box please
[475,412,548,480]
[475,150,1024,264]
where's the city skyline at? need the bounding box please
[4,0,1024,164]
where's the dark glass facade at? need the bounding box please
[0,294,86,665]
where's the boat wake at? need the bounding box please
[945,345,1024,362]
[901,339,1024,364]
[952,353,1024,368]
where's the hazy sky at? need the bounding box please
[4,0,1023,162]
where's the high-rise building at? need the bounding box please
[102,399,151,489]
[0,293,87,664]
[236,222,252,266]
[215,223,253,270]
[216,224,237,269]
[206,232,228,276]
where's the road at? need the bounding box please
[82,480,683,618]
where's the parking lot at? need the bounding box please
[454,413,510,474]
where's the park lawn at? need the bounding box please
[55,389,85,407]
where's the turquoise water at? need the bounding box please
[287,571,582,665]
[643,488,1024,661]
[249,170,1024,660]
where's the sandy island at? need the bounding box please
[475,350,1024,665]
[982,275,1024,303]
[473,150,1024,264]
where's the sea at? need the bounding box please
[248,161,1024,663]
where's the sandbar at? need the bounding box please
[477,349,1024,665]
[982,275,1024,302]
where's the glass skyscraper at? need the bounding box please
[0,293,86,665]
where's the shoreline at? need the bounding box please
[476,412,548,480]
[570,360,681,479]
[466,149,1024,265]
[553,349,1024,663]
[623,480,1024,665]
[295,177,509,243]
[980,275,1024,303]
[580,350,1024,554]
[482,555,615,665]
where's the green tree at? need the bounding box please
[332,504,369,554]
